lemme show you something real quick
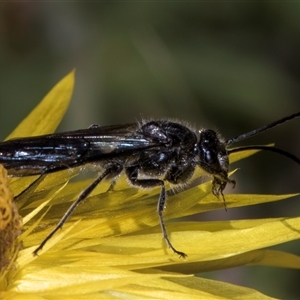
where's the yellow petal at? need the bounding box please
[6,70,75,140]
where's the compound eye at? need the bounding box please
[202,137,214,148]
[205,150,213,162]
[198,129,228,174]
[202,148,218,168]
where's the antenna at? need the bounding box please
[226,112,300,146]
[228,145,300,165]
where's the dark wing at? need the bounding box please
[0,123,159,176]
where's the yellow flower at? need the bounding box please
[1,71,300,299]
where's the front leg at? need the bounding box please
[126,166,187,258]
[212,176,236,211]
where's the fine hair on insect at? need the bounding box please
[0,111,299,257]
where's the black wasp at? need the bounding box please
[0,112,299,257]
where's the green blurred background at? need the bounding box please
[0,2,299,298]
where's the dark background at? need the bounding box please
[0,3,299,298]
